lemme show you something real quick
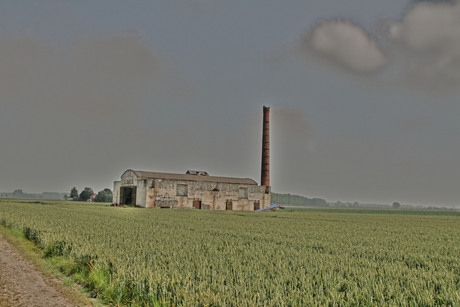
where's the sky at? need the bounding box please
[0,0,459,207]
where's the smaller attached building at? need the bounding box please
[113,169,270,211]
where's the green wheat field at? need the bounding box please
[0,199,459,306]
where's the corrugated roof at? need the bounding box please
[126,170,258,185]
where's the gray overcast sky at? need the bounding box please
[0,0,459,207]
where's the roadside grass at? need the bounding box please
[0,223,162,307]
[0,225,106,307]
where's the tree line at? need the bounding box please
[272,192,405,209]
[271,192,327,207]
[68,187,113,202]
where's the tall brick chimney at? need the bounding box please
[261,106,270,187]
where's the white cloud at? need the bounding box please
[390,2,460,52]
[389,1,460,89]
[298,2,460,90]
[303,20,387,73]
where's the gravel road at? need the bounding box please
[0,233,80,307]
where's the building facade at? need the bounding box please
[113,169,271,211]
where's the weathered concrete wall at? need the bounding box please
[115,170,270,211]
[155,199,177,208]
[113,181,121,204]
[149,179,267,211]
[136,179,147,208]
[260,186,271,210]
[146,179,156,208]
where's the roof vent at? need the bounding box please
[186,170,209,176]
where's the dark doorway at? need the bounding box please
[121,187,136,205]
[193,199,202,209]
[226,200,233,211]
[254,201,260,211]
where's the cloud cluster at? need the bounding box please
[304,20,386,73]
[390,1,460,88]
[300,1,460,89]
[391,2,460,51]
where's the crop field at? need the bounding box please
[0,199,459,306]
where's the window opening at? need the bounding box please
[176,184,188,197]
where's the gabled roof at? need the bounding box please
[123,169,258,185]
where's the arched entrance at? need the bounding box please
[120,187,136,205]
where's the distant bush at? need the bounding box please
[94,189,113,203]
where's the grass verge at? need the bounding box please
[0,225,106,307]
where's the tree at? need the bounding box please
[70,187,79,200]
[392,202,401,209]
[79,187,94,202]
[94,189,113,203]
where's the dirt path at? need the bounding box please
[0,233,80,307]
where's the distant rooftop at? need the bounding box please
[186,170,209,176]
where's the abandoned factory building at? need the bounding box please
[113,169,271,211]
[113,106,272,211]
